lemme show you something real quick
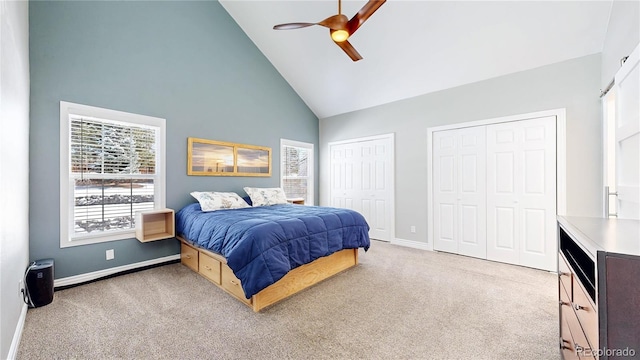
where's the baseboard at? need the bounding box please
[391,238,432,251]
[54,254,180,288]
[7,303,28,360]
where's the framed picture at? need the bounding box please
[187,137,271,177]
[236,145,271,175]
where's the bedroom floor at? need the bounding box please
[17,240,558,359]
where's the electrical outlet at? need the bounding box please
[410,226,416,233]
[18,279,24,300]
[106,249,115,260]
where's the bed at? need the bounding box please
[175,201,371,311]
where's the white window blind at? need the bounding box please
[70,117,157,236]
[60,102,166,247]
[281,139,313,204]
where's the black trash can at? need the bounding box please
[25,259,54,308]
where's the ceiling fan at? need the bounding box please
[273,0,386,62]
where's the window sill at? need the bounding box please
[60,230,136,248]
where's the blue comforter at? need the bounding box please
[176,203,370,298]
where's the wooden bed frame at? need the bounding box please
[177,236,359,312]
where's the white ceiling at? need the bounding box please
[219,0,613,119]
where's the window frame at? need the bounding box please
[280,139,314,205]
[59,101,166,248]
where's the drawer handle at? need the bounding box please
[559,300,570,306]
[204,265,211,271]
[230,280,238,286]
[185,254,191,259]
[573,303,586,311]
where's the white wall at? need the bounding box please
[320,54,601,244]
[601,0,640,88]
[0,0,30,358]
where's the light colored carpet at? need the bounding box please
[18,240,559,359]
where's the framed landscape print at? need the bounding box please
[187,137,271,177]
[236,146,270,175]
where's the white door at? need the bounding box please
[433,126,487,258]
[433,131,458,254]
[614,44,640,219]
[330,142,356,210]
[486,116,557,271]
[329,135,394,241]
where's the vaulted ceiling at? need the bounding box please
[219,1,613,119]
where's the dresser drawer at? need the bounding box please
[561,305,595,360]
[573,278,598,351]
[559,253,573,299]
[560,310,578,360]
[221,264,251,305]
[181,243,199,272]
[199,252,221,285]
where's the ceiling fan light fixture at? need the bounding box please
[273,0,386,61]
[331,29,349,42]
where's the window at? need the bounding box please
[60,102,166,247]
[280,139,314,205]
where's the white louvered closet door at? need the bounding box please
[486,116,557,271]
[433,126,487,259]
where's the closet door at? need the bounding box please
[433,126,486,258]
[329,135,394,241]
[433,131,458,254]
[614,43,640,219]
[486,116,557,271]
[358,138,394,241]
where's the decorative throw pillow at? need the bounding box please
[190,191,250,212]
[243,187,288,207]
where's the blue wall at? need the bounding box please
[29,0,318,279]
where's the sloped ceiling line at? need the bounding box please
[220,1,612,119]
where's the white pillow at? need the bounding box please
[243,187,288,207]
[190,191,250,212]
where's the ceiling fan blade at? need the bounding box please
[274,14,347,31]
[273,23,316,30]
[347,0,386,34]
[318,14,349,30]
[334,40,363,62]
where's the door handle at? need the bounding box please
[604,186,618,218]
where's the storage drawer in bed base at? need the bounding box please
[177,236,359,312]
[180,243,199,272]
